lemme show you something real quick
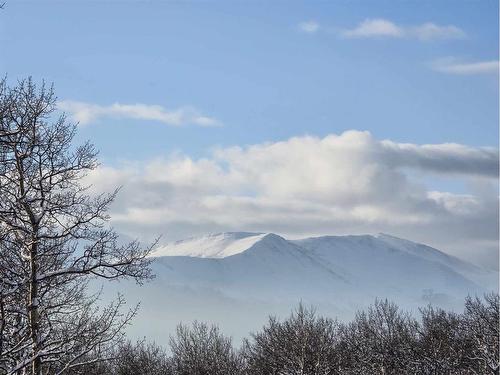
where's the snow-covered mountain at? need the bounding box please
[105,232,498,345]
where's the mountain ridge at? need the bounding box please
[105,231,498,345]
[151,231,496,292]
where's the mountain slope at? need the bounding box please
[104,232,497,345]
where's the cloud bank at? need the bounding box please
[58,100,220,127]
[312,18,466,40]
[85,131,499,268]
[341,19,465,40]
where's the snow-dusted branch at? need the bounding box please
[0,78,155,375]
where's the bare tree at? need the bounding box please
[0,78,155,375]
[242,304,341,375]
[65,340,172,375]
[112,340,172,375]
[462,293,499,374]
[415,306,467,374]
[339,299,419,374]
[170,321,241,375]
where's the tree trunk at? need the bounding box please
[29,238,41,375]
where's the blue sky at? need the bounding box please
[1,0,498,266]
[1,1,498,159]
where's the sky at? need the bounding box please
[1,0,498,267]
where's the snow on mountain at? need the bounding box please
[151,232,267,258]
[102,232,498,346]
[292,234,489,304]
[373,233,497,287]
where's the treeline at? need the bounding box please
[69,294,498,375]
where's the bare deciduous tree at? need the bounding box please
[414,306,467,373]
[242,304,341,375]
[462,293,499,374]
[75,340,173,375]
[339,299,419,374]
[170,321,241,375]
[0,78,155,375]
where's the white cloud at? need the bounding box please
[84,131,499,266]
[58,100,221,127]
[342,19,404,38]
[341,18,465,41]
[412,23,465,41]
[298,21,320,34]
[431,58,499,75]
